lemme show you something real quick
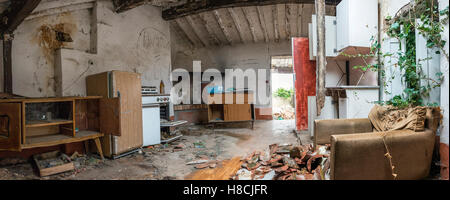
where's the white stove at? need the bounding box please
[141,93,174,146]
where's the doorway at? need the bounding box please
[271,56,295,121]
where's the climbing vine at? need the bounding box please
[342,0,449,108]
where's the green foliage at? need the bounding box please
[274,88,294,99]
[340,0,448,108]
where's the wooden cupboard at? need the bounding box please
[207,91,255,128]
[86,71,143,159]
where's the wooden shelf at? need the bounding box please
[26,119,73,128]
[22,131,103,149]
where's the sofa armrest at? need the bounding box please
[330,129,435,180]
[314,118,373,146]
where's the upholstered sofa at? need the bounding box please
[314,108,440,180]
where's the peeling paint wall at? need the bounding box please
[9,9,92,97]
[1,0,171,97]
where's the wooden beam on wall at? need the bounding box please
[315,0,326,116]
[162,0,341,20]
[0,0,42,33]
[1,0,42,94]
[256,6,269,43]
[2,37,12,94]
[112,0,147,13]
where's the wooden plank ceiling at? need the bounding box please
[0,0,338,48]
[172,3,336,47]
[115,0,338,47]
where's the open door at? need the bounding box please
[0,103,22,151]
[99,98,121,136]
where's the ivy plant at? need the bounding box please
[341,0,448,108]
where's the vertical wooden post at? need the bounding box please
[3,34,13,94]
[315,0,326,116]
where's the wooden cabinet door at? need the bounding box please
[224,104,252,122]
[0,103,21,151]
[99,98,122,136]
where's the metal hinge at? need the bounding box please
[333,20,337,25]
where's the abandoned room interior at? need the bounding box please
[0,0,448,181]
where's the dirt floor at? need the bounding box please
[0,120,306,180]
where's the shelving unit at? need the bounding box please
[0,96,120,159]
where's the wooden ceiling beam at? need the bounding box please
[227,8,245,44]
[112,0,147,13]
[162,0,341,20]
[1,0,41,94]
[242,7,258,43]
[0,0,42,34]
[199,12,221,46]
[272,5,279,42]
[185,15,209,47]
[213,10,233,45]
[256,6,269,43]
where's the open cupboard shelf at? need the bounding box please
[0,96,120,153]
[26,120,74,128]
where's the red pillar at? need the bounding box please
[293,38,316,131]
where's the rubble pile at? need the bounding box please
[232,144,331,180]
[273,108,295,120]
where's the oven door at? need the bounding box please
[142,104,161,146]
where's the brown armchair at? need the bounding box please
[314,109,440,180]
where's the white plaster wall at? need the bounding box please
[439,0,449,145]
[12,9,92,97]
[95,1,171,91]
[0,0,171,97]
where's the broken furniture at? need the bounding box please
[86,71,143,159]
[33,151,74,177]
[314,107,441,180]
[0,96,115,159]
[207,90,255,129]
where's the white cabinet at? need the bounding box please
[308,15,338,60]
[336,0,378,53]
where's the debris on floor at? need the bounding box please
[273,109,295,120]
[231,143,331,180]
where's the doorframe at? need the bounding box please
[269,53,295,120]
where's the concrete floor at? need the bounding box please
[0,120,310,180]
